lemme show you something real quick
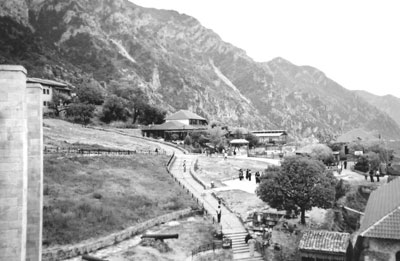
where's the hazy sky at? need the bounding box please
[131,0,400,98]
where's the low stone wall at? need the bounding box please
[42,208,193,261]
[189,159,209,190]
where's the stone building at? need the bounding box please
[354,177,400,261]
[27,77,73,113]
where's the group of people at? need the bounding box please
[238,169,262,184]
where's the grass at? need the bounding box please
[43,154,197,246]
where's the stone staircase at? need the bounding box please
[224,231,263,261]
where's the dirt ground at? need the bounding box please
[195,155,273,186]
[102,216,232,261]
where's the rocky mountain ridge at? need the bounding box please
[354,90,400,130]
[1,0,400,139]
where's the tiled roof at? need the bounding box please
[299,230,350,254]
[165,110,206,121]
[359,177,400,239]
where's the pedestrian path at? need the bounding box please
[169,154,262,260]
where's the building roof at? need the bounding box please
[336,128,379,143]
[253,132,285,137]
[299,230,350,254]
[252,130,287,135]
[359,177,400,239]
[27,77,71,89]
[230,139,249,144]
[165,110,206,121]
[142,121,207,131]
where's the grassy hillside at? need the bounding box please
[43,155,196,246]
[42,120,196,246]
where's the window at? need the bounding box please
[396,251,400,261]
[43,101,47,106]
[47,89,50,94]
[43,89,46,94]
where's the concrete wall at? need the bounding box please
[0,65,28,261]
[26,83,43,261]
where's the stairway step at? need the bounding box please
[232,249,249,254]
[233,257,264,261]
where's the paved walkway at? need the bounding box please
[170,154,262,260]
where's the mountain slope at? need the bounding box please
[354,90,400,129]
[1,0,400,139]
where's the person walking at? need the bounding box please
[248,170,252,181]
[248,236,256,257]
[183,160,186,172]
[216,205,222,223]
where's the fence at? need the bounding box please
[191,241,223,257]
[44,146,167,156]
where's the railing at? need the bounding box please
[44,146,167,156]
[191,241,223,257]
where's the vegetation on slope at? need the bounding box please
[43,155,197,246]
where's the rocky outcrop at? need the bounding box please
[1,0,400,139]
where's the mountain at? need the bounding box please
[354,90,400,129]
[1,0,400,140]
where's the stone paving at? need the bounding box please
[170,154,263,260]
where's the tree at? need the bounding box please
[299,144,334,165]
[245,133,259,149]
[108,80,148,124]
[47,91,71,116]
[137,104,166,125]
[208,127,227,150]
[101,95,129,123]
[66,102,95,126]
[256,156,337,224]
[75,81,104,105]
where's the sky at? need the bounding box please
[131,0,400,98]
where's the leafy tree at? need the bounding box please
[245,133,259,149]
[137,104,166,125]
[367,144,393,163]
[109,81,148,123]
[75,81,104,105]
[101,95,129,123]
[208,127,227,150]
[47,91,71,116]
[300,144,334,165]
[66,102,95,126]
[256,156,337,224]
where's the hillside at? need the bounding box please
[354,90,400,130]
[1,0,400,139]
[42,119,196,245]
